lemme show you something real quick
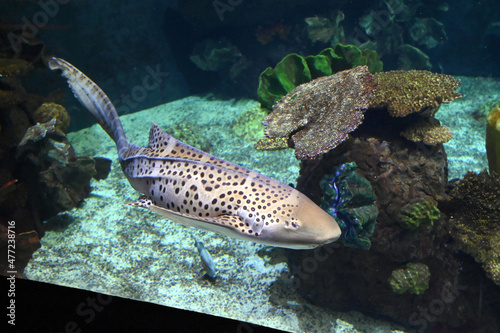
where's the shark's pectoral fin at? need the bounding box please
[126,198,253,239]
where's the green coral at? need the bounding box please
[398,196,440,229]
[389,262,431,295]
[320,162,378,250]
[257,44,383,109]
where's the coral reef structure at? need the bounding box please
[388,262,431,295]
[443,171,500,285]
[261,66,377,159]
[486,104,500,174]
[319,162,378,249]
[369,70,461,117]
[398,196,440,230]
[257,44,382,110]
[400,118,452,145]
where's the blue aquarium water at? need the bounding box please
[1,1,500,332]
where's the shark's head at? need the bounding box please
[258,190,341,249]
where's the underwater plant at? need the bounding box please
[319,162,378,250]
[486,104,500,174]
[257,44,383,110]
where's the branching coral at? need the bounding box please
[369,70,461,117]
[261,66,377,159]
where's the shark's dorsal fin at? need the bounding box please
[145,123,270,182]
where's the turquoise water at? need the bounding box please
[2,1,500,332]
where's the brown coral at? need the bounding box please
[33,102,70,133]
[443,171,500,285]
[0,58,33,77]
[370,70,461,117]
[262,66,377,159]
[400,118,453,145]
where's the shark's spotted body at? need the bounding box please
[49,57,341,249]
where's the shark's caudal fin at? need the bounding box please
[48,57,129,160]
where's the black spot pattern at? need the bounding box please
[122,123,303,237]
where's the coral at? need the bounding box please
[0,58,33,77]
[319,162,378,249]
[397,44,432,70]
[254,137,289,151]
[257,44,382,109]
[39,157,97,212]
[388,262,431,295]
[443,171,500,285]
[33,102,71,133]
[190,38,247,76]
[369,70,461,117]
[17,118,60,147]
[305,11,345,44]
[257,53,311,110]
[486,104,500,174]
[400,118,453,145]
[233,105,267,142]
[409,18,448,49]
[398,196,440,229]
[262,66,377,159]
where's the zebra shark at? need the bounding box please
[48,57,341,249]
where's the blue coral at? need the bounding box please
[320,162,378,249]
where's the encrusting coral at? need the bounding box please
[443,171,500,286]
[398,196,441,229]
[0,58,33,77]
[33,102,70,133]
[388,262,431,295]
[486,104,500,174]
[260,66,377,159]
[369,70,461,117]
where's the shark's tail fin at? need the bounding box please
[48,57,129,160]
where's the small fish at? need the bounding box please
[48,57,341,249]
[194,237,217,279]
